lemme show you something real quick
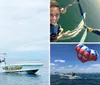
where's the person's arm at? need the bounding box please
[92,29,100,36]
[60,1,76,14]
[60,4,72,14]
[86,26,100,36]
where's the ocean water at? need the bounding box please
[51,73,100,85]
[0,65,49,85]
[56,0,100,42]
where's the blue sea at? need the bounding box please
[51,73,100,85]
[0,64,49,85]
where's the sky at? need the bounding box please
[0,0,49,64]
[50,44,100,73]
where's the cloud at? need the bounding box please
[52,67,55,69]
[13,40,48,52]
[50,63,56,66]
[54,59,65,63]
[73,65,100,73]
[69,65,72,67]
[91,64,100,68]
[60,67,65,69]
[51,63,100,73]
[0,0,49,53]
[56,67,65,71]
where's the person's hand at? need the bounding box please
[60,8,66,14]
[87,27,93,32]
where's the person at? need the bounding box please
[0,59,2,63]
[72,73,76,76]
[50,1,63,42]
[85,25,100,36]
[50,1,77,42]
[50,0,74,42]
[3,58,6,65]
[2,58,6,65]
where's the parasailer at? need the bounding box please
[85,25,100,36]
[50,0,82,42]
[0,53,7,65]
[75,44,99,63]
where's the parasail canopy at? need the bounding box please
[75,44,99,63]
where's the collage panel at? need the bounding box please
[50,0,100,42]
[50,44,100,85]
[50,0,100,85]
[0,0,49,85]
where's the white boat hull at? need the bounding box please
[1,63,43,74]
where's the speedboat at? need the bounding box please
[0,62,43,74]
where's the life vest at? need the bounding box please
[50,24,60,42]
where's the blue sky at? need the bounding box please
[0,0,49,65]
[50,44,100,73]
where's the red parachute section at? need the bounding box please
[75,44,99,63]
